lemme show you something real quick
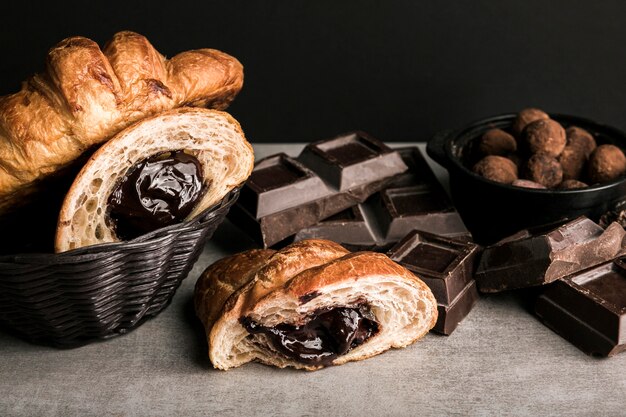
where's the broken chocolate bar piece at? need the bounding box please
[436,280,480,336]
[535,258,626,357]
[227,132,408,247]
[475,217,626,293]
[237,154,331,218]
[388,230,480,334]
[291,205,376,245]
[297,132,403,190]
[372,184,468,242]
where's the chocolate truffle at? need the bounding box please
[512,179,547,189]
[478,128,517,156]
[558,145,586,180]
[526,153,563,188]
[473,155,518,184]
[558,179,588,190]
[512,108,549,138]
[587,144,626,183]
[524,119,566,157]
[566,126,596,158]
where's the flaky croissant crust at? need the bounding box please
[195,240,438,370]
[0,31,243,214]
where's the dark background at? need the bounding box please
[1,1,625,143]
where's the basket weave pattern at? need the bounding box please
[0,188,240,347]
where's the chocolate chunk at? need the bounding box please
[107,151,205,240]
[373,184,468,242]
[388,230,480,334]
[237,154,331,218]
[228,132,408,247]
[475,217,626,293]
[293,205,376,245]
[436,280,480,336]
[242,305,379,366]
[297,132,404,190]
[535,258,626,357]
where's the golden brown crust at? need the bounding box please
[0,31,243,215]
[195,239,438,370]
[54,108,254,251]
[194,249,275,333]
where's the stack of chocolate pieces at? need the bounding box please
[476,217,626,356]
[229,133,481,335]
[228,132,408,247]
[388,230,480,335]
[293,146,471,251]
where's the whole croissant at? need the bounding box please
[0,31,243,214]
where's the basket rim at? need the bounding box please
[0,187,240,264]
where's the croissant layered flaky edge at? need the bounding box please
[194,239,438,370]
[0,30,243,215]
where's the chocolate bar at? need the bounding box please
[475,217,626,293]
[297,132,406,190]
[228,132,408,247]
[237,154,332,218]
[292,205,376,245]
[292,147,470,250]
[535,258,626,357]
[388,230,480,335]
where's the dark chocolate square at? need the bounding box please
[293,205,376,245]
[297,131,407,190]
[433,279,479,335]
[388,230,480,304]
[535,258,626,357]
[237,153,331,218]
[373,185,467,241]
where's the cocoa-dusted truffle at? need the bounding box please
[566,126,596,158]
[558,179,588,189]
[525,152,563,188]
[511,179,547,189]
[473,155,518,184]
[558,145,586,180]
[512,108,549,137]
[524,119,566,157]
[478,128,517,156]
[587,144,626,183]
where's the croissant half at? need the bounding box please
[0,31,243,214]
[55,108,253,252]
[194,239,438,370]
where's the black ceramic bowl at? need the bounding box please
[426,113,626,245]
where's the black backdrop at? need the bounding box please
[1,1,625,143]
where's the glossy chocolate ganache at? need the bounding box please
[107,150,206,240]
[241,305,380,366]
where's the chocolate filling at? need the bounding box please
[241,305,379,366]
[107,150,205,240]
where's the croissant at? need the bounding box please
[0,31,243,214]
[55,108,253,252]
[194,239,438,370]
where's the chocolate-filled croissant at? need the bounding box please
[55,108,253,252]
[194,239,438,370]
[0,31,243,215]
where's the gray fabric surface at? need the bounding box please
[1,144,624,417]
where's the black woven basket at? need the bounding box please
[0,188,240,348]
